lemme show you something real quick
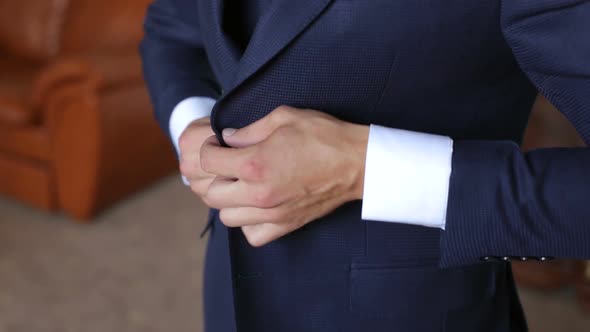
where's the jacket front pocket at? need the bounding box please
[349,263,498,320]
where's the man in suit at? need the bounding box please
[140,0,590,331]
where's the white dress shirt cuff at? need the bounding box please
[169,96,216,185]
[361,125,453,229]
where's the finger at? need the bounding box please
[200,136,256,179]
[202,176,239,209]
[222,105,295,148]
[206,177,283,209]
[178,119,214,155]
[179,154,202,178]
[188,177,215,198]
[179,151,215,181]
[180,134,222,179]
[218,206,286,227]
[241,222,298,247]
[178,123,215,177]
[179,150,199,163]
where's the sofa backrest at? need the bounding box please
[59,0,152,54]
[0,0,69,61]
[0,0,152,61]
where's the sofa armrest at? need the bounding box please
[44,79,177,220]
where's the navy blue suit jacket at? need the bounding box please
[141,0,590,331]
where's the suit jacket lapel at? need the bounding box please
[220,0,334,100]
[198,0,241,87]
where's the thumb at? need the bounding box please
[222,108,290,148]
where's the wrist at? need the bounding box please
[345,123,369,201]
[191,116,211,126]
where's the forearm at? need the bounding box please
[441,141,590,267]
[358,124,590,268]
[140,0,220,136]
[365,0,590,268]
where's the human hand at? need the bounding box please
[200,106,369,246]
[178,117,218,201]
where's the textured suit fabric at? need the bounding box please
[140,0,589,331]
[222,0,272,51]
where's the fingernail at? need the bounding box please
[223,128,237,136]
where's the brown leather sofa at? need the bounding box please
[0,0,176,220]
[517,96,590,313]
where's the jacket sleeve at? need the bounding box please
[440,0,590,268]
[139,0,220,137]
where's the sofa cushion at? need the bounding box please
[0,55,40,125]
[0,0,69,61]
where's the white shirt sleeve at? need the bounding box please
[169,96,216,185]
[361,124,453,229]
